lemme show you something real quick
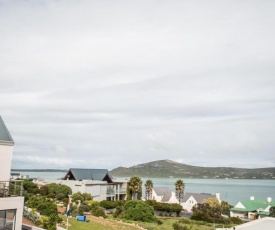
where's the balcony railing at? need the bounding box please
[106,187,115,196]
[0,180,24,198]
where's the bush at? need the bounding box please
[124,200,156,223]
[173,222,192,230]
[78,204,90,214]
[99,200,117,209]
[88,200,100,209]
[179,218,191,224]
[113,205,124,218]
[157,219,163,225]
[229,217,243,224]
[92,206,106,218]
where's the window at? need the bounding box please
[0,209,16,230]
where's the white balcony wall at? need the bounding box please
[0,197,24,230]
[0,145,13,181]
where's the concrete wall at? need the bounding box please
[0,197,24,230]
[0,144,13,181]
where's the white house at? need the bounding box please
[44,168,128,202]
[152,187,179,203]
[0,116,24,230]
[181,192,221,212]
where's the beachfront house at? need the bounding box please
[0,116,24,230]
[230,196,275,220]
[152,187,178,203]
[181,192,221,212]
[45,168,127,201]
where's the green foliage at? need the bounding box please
[113,205,124,218]
[124,200,156,222]
[92,206,106,218]
[71,192,85,202]
[39,214,62,230]
[145,179,153,200]
[71,191,93,204]
[173,222,192,230]
[23,180,39,194]
[220,201,233,216]
[179,218,191,224]
[39,185,49,196]
[145,200,182,215]
[46,183,72,198]
[128,176,142,200]
[99,200,117,209]
[88,200,100,209]
[26,196,58,216]
[175,179,185,203]
[269,206,275,217]
[228,217,243,225]
[78,204,91,215]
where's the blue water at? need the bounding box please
[13,171,275,205]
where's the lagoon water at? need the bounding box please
[13,171,275,205]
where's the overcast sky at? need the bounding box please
[1,0,275,170]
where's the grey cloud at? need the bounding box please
[1,0,275,169]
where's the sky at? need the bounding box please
[1,0,275,170]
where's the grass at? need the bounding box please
[127,217,215,230]
[59,215,141,230]
[60,215,235,230]
[60,216,113,230]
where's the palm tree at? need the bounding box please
[128,176,142,200]
[144,180,153,200]
[175,179,185,204]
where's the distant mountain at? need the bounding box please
[111,159,275,179]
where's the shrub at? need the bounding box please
[92,206,106,218]
[173,222,192,230]
[124,200,156,222]
[229,217,243,224]
[78,204,90,214]
[99,200,117,209]
[88,200,100,209]
[179,218,191,224]
[157,219,163,225]
[113,205,124,218]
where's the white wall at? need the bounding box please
[181,196,197,212]
[0,145,13,181]
[0,197,24,230]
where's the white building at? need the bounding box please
[0,116,24,230]
[152,187,179,203]
[44,168,128,202]
[181,192,221,212]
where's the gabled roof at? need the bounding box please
[182,193,216,203]
[154,187,173,202]
[0,116,14,145]
[230,199,275,212]
[64,168,113,182]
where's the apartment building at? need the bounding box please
[0,116,24,230]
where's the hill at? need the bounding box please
[111,160,275,179]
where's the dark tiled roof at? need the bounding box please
[66,168,113,181]
[0,116,14,145]
[182,193,216,203]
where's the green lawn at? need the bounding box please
[125,217,215,230]
[60,215,142,230]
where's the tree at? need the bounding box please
[269,206,275,217]
[175,179,185,203]
[145,180,153,200]
[128,176,142,200]
[124,200,156,222]
[46,183,72,198]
